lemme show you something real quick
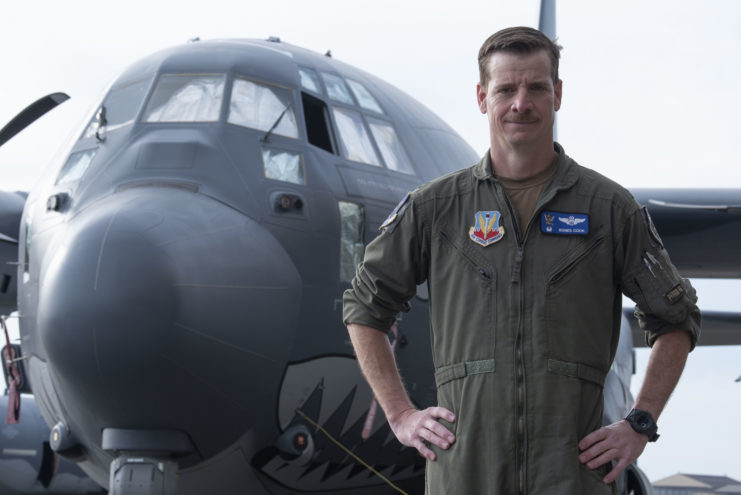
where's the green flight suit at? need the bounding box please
[343,144,700,495]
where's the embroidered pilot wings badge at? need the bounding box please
[469,211,504,247]
[559,215,586,226]
[541,211,589,235]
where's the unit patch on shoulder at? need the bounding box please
[541,211,589,235]
[468,211,504,247]
[379,192,411,232]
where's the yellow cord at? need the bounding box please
[295,409,409,495]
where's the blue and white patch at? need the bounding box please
[541,211,589,235]
[379,192,411,231]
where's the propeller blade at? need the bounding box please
[0,92,70,148]
[538,0,557,40]
[538,0,558,141]
[0,233,18,244]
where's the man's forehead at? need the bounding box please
[487,50,553,83]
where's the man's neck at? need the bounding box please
[489,143,556,180]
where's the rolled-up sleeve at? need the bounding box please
[619,205,701,349]
[343,194,428,333]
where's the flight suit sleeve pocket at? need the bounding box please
[632,262,689,325]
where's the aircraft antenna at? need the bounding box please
[296,409,409,494]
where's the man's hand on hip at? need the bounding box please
[388,407,456,461]
[578,420,648,484]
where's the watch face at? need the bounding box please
[627,409,659,442]
[635,412,651,429]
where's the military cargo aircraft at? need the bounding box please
[1,2,740,494]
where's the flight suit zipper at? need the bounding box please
[499,178,570,495]
[498,188,527,495]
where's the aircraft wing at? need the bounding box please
[624,189,741,346]
[624,308,741,347]
[632,188,741,278]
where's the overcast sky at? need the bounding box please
[1,0,739,484]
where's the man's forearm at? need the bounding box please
[578,329,693,483]
[633,330,692,419]
[347,323,414,422]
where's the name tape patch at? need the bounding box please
[541,211,589,235]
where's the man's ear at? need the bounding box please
[476,83,487,114]
[554,79,563,111]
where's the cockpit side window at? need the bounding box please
[299,68,322,95]
[366,117,414,174]
[228,77,298,139]
[346,79,384,115]
[321,73,354,105]
[301,92,335,154]
[56,149,97,185]
[338,201,365,283]
[82,77,153,140]
[143,74,225,122]
[262,147,305,185]
[331,107,380,166]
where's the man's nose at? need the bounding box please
[510,88,533,113]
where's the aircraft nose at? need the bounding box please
[36,187,301,460]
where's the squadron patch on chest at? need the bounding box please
[541,211,589,235]
[468,211,505,247]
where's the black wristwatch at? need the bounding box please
[625,409,659,442]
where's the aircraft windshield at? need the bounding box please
[332,107,380,166]
[83,77,152,138]
[143,74,225,122]
[228,78,298,139]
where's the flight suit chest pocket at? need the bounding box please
[544,232,613,367]
[430,230,496,364]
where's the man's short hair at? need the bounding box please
[478,26,562,86]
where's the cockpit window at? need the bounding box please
[321,73,354,105]
[346,79,383,114]
[83,77,152,138]
[143,74,225,122]
[331,107,380,166]
[366,117,414,174]
[338,201,365,283]
[299,68,322,94]
[228,78,298,139]
[56,149,97,185]
[262,147,305,185]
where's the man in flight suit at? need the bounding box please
[343,26,700,494]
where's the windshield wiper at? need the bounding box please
[261,102,292,143]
